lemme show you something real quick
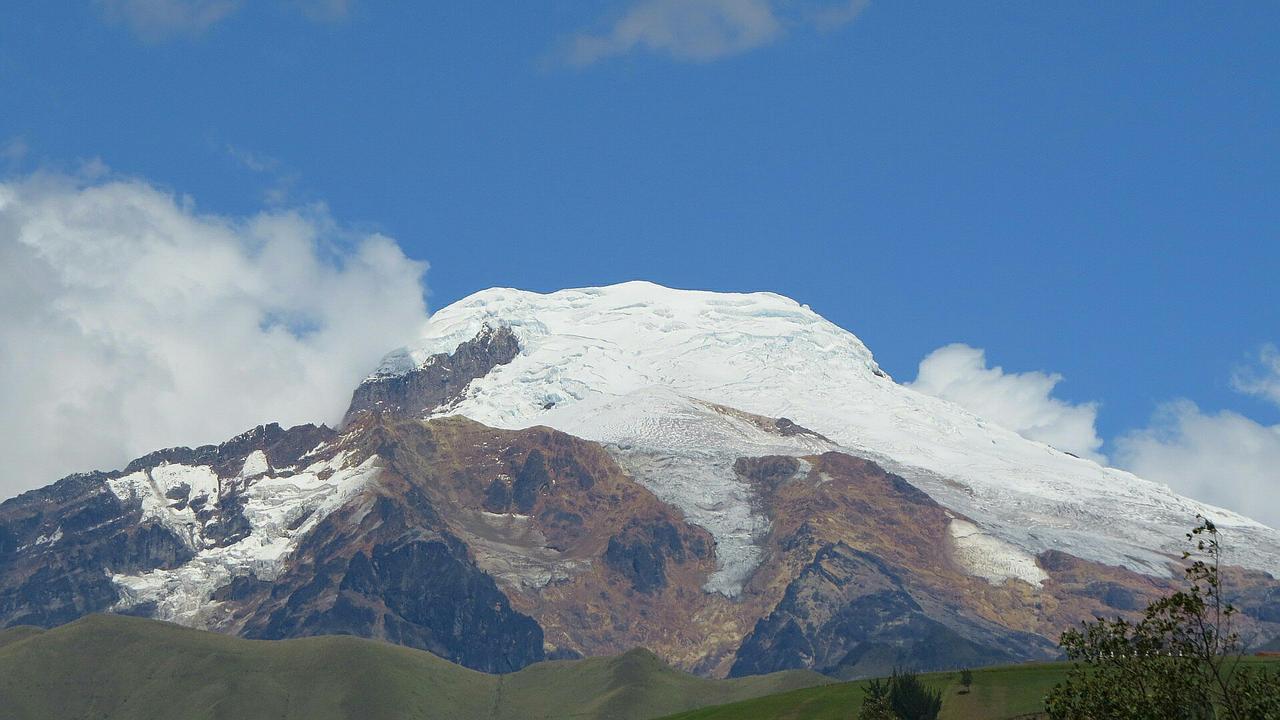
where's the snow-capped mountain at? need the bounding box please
[372,281,1279,581]
[2,280,1277,679]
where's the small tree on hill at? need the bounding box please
[959,668,973,694]
[1045,516,1280,720]
[887,668,943,720]
[859,678,899,720]
[859,669,943,720]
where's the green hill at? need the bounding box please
[656,657,1280,720]
[0,614,824,720]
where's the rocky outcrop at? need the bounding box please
[343,324,519,426]
[231,454,548,674]
[604,519,702,594]
[122,422,335,479]
[730,542,1034,678]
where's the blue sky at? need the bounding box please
[1,2,1278,517]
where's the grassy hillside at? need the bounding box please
[657,657,1280,720]
[0,614,824,720]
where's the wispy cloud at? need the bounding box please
[226,143,299,205]
[94,0,353,42]
[2,137,30,169]
[94,0,243,42]
[0,169,429,500]
[907,343,1106,462]
[293,0,351,23]
[565,0,870,66]
[1232,343,1280,408]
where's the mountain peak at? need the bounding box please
[374,280,885,408]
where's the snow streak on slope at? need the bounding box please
[377,281,1280,587]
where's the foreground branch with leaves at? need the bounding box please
[1046,516,1280,719]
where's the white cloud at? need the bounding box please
[0,170,429,500]
[1232,343,1280,409]
[1115,401,1280,530]
[908,343,1106,462]
[566,0,869,65]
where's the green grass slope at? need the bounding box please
[0,624,44,649]
[657,657,1280,720]
[0,614,824,720]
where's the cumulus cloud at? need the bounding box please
[908,344,1106,462]
[0,170,429,500]
[566,0,869,65]
[1232,343,1280,408]
[1115,402,1280,530]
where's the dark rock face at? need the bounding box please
[604,519,695,594]
[123,423,335,480]
[343,324,520,425]
[239,477,546,674]
[734,456,801,494]
[729,542,1038,679]
[0,475,191,628]
[1083,581,1142,611]
[255,536,546,674]
[512,450,551,514]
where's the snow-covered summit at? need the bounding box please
[374,280,885,384]
[376,281,1280,584]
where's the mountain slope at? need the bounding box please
[0,614,824,720]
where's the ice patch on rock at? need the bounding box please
[948,517,1048,587]
[239,450,270,478]
[108,464,221,549]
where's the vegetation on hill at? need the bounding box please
[1046,517,1280,719]
[0,614,824,720]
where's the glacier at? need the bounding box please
[377,280,1280,594]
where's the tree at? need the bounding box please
[859,678,900,720]
[858,669,943,720]
[887,668,943,720]
[959,668,973,694]
[1045,516,1280,720]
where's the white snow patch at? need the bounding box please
[108,463,221,549]
[31,527,63,547]
[239,450,270,478]
[948,517,1048,587]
